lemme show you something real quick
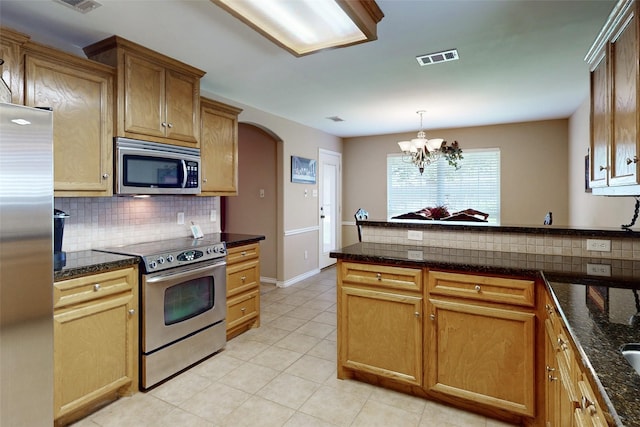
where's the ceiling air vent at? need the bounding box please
[416,49,459,66]
[53,0,102,14]
[326,116,344,122]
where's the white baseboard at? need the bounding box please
[260,276,277,285]
[276,268,321,288]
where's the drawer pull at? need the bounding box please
[241,251,247,256]
[241,276,246,282]
[240,307,246,313]
[626,156,638,165]
[128,309,135,315]
[580,396,596,415]
[414,312,419,318]
[558,337,568,351]
[546,365,556,372]
[548,374,558,382]
[376,273,382,281]
[93,284,101,292]
[429,314,435,321]
[474,285,481,293]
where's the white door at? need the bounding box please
[319,149,341,269]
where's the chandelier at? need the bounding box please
[397,110,463,174]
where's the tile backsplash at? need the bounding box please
[361,226,640,260]
[55,196,221,252]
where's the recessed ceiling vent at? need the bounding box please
[326,116,344,122]
[53,0,102,14]
[416,49,459,66]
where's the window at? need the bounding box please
[387,149,501,224]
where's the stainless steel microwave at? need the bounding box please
[115,137,201,195]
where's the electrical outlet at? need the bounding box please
[586,239,611,252]
[407,230,423,241]
[259,189,265,198]
[304,250,308,259]
[177,212,184,225]
[210,210,217,222]
[586,263,611,277]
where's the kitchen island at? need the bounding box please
[331,221,639,427]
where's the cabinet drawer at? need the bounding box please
[226,243,259,265]
[54,268,136,309]
[340,262,422,292]
[227,260,259,297]
[428,271,535,307]
[227,290,259,330]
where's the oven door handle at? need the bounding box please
[145,260,226,284]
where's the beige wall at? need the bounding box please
[203,91,342,285]
[342,120,570,246]
[225,124,277,281]
[568,97,638,227]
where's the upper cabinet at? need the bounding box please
[23,42,115,196]
[83,36,205,148]
[200,97,242,196]
[586,0,640,195]
[0,27,29,104]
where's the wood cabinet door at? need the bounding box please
[545,318,561,427]
[610,9,639,186]
[200,101,238,195]
[340,286,423,385]
[24,54,113,196]
[53,292,136,420]
[590,51,609,188]
[0,28,28,104]
[427,298,536,416]
[123,53,165,138]
[165,69,199,145]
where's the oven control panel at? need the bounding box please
[142,243,227,272]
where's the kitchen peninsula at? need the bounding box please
[331,220,639,427]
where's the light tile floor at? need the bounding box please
[71,266,518,427]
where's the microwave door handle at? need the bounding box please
[181,160,188,188]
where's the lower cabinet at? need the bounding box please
[543,291,608,427]
[53,267,138,426]
[426,271,536,417]
[226,243,261,339]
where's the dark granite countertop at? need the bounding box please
[55,233,265,282]
[548,282,640,427]
[358,219,640,239]
[330,242,640,426]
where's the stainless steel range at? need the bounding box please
[97,236,227,389]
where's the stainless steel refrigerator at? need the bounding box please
[0,102,54,426]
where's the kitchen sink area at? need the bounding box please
[621,343,640,377]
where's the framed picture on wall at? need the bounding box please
[291,156,316,184]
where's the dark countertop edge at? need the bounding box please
[541,273,625,427]
[358,219,640,239]
[221,233,266,248]
[55,233,266,281]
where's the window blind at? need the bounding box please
[387,148,501,224]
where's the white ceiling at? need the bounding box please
[0,0,616,138]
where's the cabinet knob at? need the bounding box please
[546,365,556,372]
[599,165,608,171]
[414,312,420,318]
[202,178,208,183]
[128,309,135,315]
[580,396,596,414]
[102,173,109,179]
[241,307,246,313]
[558,337,568,351]
[241,251,247,256]
[376,273,382,281]
[429,314,435,321]
[474,285,481,292]
[167,123,173,128]
[162,122,167,127]
[241,276,246,282]
[548,374,558,382]
[626,156,638,165]
[93,284,101,292]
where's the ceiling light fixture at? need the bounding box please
[210,0,384,57]
[397,111,463,174]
